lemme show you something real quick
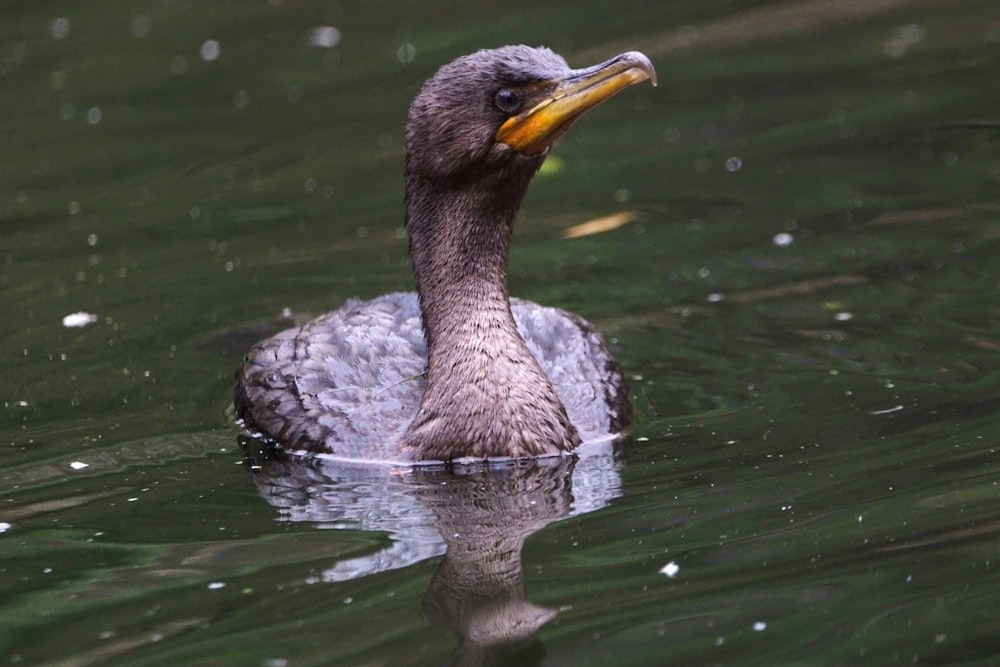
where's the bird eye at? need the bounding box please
[494,89,521,113]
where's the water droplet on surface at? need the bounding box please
[50,17,71,40]
[200,39,221,62]
[129,16,152,38]
[772,232,794,247]
[396,42,416,64]
[308,26,341,48]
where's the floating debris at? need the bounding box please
[772,232,794,247]
[870,404,904,416]
[659,561,680,577]
[563,211,637,239]
[308,26,341,48]
[62,312,98,327]
[200,39,220,62]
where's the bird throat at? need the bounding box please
[401,166,581,460]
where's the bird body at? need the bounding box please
[236,292,628,462]
[236,45,655,462]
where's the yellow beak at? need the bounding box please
[495,51,656,155]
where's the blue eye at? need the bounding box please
[494,89,521,113]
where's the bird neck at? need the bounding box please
[401,166,579,459]
[406,173,523,347]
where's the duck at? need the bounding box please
[235,45,656,463]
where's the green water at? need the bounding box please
[2,1,999,665]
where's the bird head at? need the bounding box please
[404,45,656,183]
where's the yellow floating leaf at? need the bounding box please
[562,211,637,239]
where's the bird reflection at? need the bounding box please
[240,438,623,664]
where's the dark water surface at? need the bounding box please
[3,1,999,665]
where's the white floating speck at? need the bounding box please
[834,311,853,321]
[86,107,103,125]
[869,404,904,416]
[725,156,742,172]
[50,17,71,40]
[707,292,726,303]
[772,232,794,247]
[200,39,220,62]
[207,581,226,590]
[308,26,341,48]
[396,42,416,64]
[659,561,680,577]
[69,461,89,470]
[129,16,152,38]
[0,522,12,533]
[753,621,767,631]
[63,312,98,328]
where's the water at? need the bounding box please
[2,1,999,665]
